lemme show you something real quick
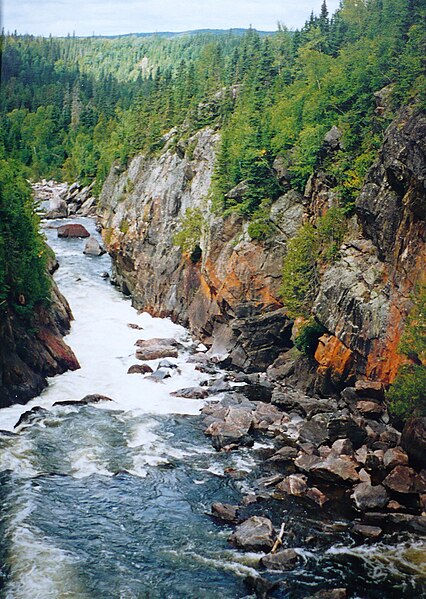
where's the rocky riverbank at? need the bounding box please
[0,264,79,409]
[115,333,426,593]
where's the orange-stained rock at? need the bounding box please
[314,334,355,387]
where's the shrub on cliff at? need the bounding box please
[388,284,426,419]
[280,207,347,319]
[173,207,204,260]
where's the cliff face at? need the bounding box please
[98,107,425,386]
[0,277,79,408]
[314,107,425,388]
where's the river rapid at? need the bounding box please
[0,217,425,599]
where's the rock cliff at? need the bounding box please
[0,270,79,408]
[98,106,425,388]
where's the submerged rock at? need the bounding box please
[170,387,209,399]
[127,364,153,374]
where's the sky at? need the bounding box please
[3,0,341,37]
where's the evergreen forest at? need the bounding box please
[0,0,424,333]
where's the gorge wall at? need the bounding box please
[0,269,79,408]
[97,106,425,392]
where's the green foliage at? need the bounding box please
[280,222,318,319]
[247,201,275,241]
[0,159,51,315]
[387,365,426,419]
[173,207,204,256]
[280,207,347,319]
[294,318,327,355]
[388,284,426,419]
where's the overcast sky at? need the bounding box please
[3,0,341,37]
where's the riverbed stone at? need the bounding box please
[83,236,105,256]
[171,387,209,399]
[205,405,254,450]
[310,455,360,484]
[352,523,383,539]
[276,474,308,497]
[57,223,90,238]
[383,446,409,469]
[127,364,153,374]
[211,502,239,523]
[136,346,179,360]
[327,414,367,447]
[228,516,275,552]
[383,465,417,494]
[261,548,300,571]
[268,446,298,463]
[352,483,389,510]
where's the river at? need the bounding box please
[0,217,425,598]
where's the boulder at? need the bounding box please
[327,414,367,447]
[57,224,90,238]
[170,387,209,400]
[46,196,68,218]
[331,439,354,456]
[127,364,153,375]
[310,455,360,484]
[306,487,330,507]
[136,346,178,360]
[211,502,239,523]
[53,394,113,407]
[383,446,409,469]
[354,380,385,400]
[83,237,106,256]
[149,368,172,381]
[308,590,347,599]
[383,465,417,494]
[356,400,385,418]
[294,454,322,473]
[401,418,426,468]
[276,474,308,497]
[136,337,178,348]
[206,405,254,450]
[261,548,300,571]
[352,523,382,539]
[268,446,298,463]
[351,483,389,510]
[298,420,328,446]
[228,516,275,552]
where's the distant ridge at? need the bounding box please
[97,28,275,39]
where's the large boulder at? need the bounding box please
[261,548,301,571]
[310,455,360,484]
[383,465,417,494]
[228,516,275,552]
[46,195,68,218]
[401,418,426,468]
[83,236,106,256]
[205,405,254,450]
[351,483,389,510]
[57,224,90,238]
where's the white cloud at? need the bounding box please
[3,0,341,36]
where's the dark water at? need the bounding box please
[0,217,425,598]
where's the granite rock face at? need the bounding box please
[98,107,425,383]
[0,278,79,408]
[98,127,295,372]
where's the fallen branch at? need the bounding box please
[271,522,286,554]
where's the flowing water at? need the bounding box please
[0,217,425,598]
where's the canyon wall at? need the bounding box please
[0,269,79,408]
[98,106,425,391]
